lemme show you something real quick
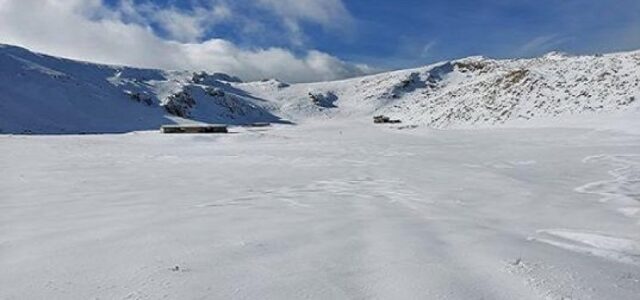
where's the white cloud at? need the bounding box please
[256,0,353,45]
[114,0,232,43]
[256,0,352,27]
[148,9,208,42]
[0,0,368,83]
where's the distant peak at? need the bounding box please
[457,55,489,62]
[257,78,291,88]
[542,51,570,60]
[191,71,243,85]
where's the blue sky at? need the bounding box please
[343,0,640,68]
[103,0,640,68]
[1,0,640,82]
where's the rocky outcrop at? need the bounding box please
[124,90,153,106]
[191,72,242,85]
[309,91,338,108]
[164,90,196,118]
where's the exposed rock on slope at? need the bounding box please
[309,91,338,108]
[164,90,196,118]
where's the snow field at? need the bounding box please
[2,120,639,299]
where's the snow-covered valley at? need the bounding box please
[1,44,640,299]
[2,118,640,299]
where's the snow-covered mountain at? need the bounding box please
[0,44,284,134]
[239,50,640,128]
[1,44,639,133]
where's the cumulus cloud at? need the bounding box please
[0,0,369,83]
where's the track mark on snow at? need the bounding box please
[195,196,258,208]
[530,229,640,265]
[528,155,640,264]
[464,160,537,169]
[575,154,640,224]
[200,177,433,210]
[576,154,640,203]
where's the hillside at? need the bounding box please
[0,44,284,134]
[1,44,639,133]
[238,51,640,128]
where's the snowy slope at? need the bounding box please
[0,44,284,134]
[238,51,640,127]
[1,44,639,133]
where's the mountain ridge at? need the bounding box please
[0,44,638,133]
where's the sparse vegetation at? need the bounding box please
[454,61,489,73]
[500,69,529,88]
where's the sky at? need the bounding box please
[1,0,639,82]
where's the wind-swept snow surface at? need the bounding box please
[2,119,640,299]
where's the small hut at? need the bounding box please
[373,115,402,124]
[245,122,271,128]
[160,124,228,134]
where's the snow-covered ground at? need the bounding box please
[2,116,639,299]
[2,43,640,299]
